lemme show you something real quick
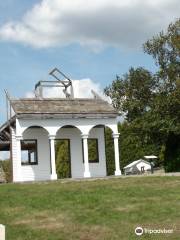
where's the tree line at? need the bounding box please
[105,19,180,172]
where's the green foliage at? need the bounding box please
[105,19,180,171]
[164,133,180,172]
[142,19,180,138]
[88,139,98,162]
[119,123,160,169]
[0,159,12,182]
[143,19,180,171]
[144,19,180,89]
[55,140,71,179]
[104,67,155,122]
[104,127,115,175]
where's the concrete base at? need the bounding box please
[13,178,22,183]
[50,174,58,180]
[84,171,91,178]
[115,170,122,176]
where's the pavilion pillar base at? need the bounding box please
[50,174,57,180]
[84,171,91,178]
[114,170,122,176]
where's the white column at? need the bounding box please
[81,134,91,178]
[49,135,57,180]
[112,133,122,176]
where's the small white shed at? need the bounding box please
[124,159,151,175]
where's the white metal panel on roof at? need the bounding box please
[124,159,142,169]
[124,159,151,169]
[144,155,157,159]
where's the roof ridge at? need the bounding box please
[13,98,106,101]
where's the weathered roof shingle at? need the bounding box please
[11,98,118,119]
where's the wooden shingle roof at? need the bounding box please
[11,98,118,119]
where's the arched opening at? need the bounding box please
[55,125,82,179]
[88,125,116,176]
[104,127,116,176]
[21,126,50,181]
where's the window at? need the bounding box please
[82,138,99,163]
[21,140,38,165]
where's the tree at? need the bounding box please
[143,19,180,171]
[0,159,12,182]
[105,19,180,171]
[144,19,180,93]
[104,67,155,122]
[55,140,71,178]
[118,123,160,169]
[104,127,115,175]
[164,133,180,172]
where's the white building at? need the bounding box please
[124,159,151,175]
[0,73,121,182]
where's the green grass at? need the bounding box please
[0,176,180,240]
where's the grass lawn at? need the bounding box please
[0,176,180,240]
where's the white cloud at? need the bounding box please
[73,79,103,98]
[25,91,36,98]
[0,0,179,50]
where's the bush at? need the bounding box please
[0,159,12,182]
[105,127,115,175]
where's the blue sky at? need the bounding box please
[0,0,179,124]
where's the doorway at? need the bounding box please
[55,139,71,179]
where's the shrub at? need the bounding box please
[0,159,12,182]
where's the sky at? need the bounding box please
[0,0,179,125]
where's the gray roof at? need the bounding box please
[0,116,15,144]
[10,98,118,119]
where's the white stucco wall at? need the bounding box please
[11,128,22,182]
[16,118,118,136]
[13,123,108,181]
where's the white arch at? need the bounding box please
[87,123,118,135]
[21,125,50,136]
[55,124,83,135]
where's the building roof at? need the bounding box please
[124,159,150,169]
[10,98,118,119]
[0,116,16,150]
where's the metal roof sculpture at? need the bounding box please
[35,68,74,98]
